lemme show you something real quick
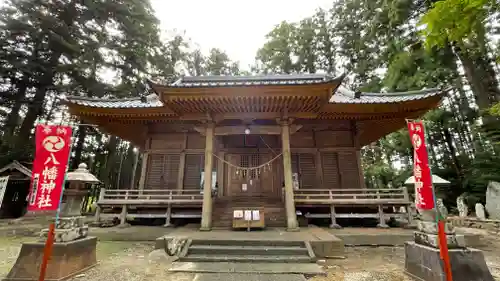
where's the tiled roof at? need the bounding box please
[159,74,343,88]
[66,94,163,108]
[331,87,446,104]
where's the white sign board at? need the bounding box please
[0,176,9,211]
[233,210,243,218]
[244,210,252,221]
[252,210,260,221]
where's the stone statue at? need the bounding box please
[475,203,486,220]
[486,181,500,220]
[457,195,468,218]
[436,198,448,219]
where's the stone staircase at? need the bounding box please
[169,239,324,275]
[181,239,314,263]
[212,196,287,228]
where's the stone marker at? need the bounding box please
[475,203,486,220]
[4,216,97,281]
[457,195,468,218]
[486,181,500,220]
[405,204,494,281]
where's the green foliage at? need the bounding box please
[420,0,494,48]
[254,0,500,212]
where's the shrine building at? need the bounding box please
[65,74,446,230]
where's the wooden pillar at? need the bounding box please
[352,121,366,189]
[129,149,140,189]
[356,150,366,189]
[94,188,105,223]
[377,205,389,228]
[138,152,149,191]
[216,151,225,197]
[119,191,129,227]
[177,133,187,193]
[280,118,299,231]
[315,150,324,188]
[329,204,342,229]
[177,152,186,193]
[119,205,127,226]
[200,122,215,231]
[164,204,172,227]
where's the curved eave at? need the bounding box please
[356,110,428,146]
[75,115,149,148]
[65,100,175,118]
[320,88,447,117]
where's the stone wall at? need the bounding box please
[447,216,500,234]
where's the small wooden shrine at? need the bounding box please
[65,74,446,230]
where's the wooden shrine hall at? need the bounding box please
[65,74,446,230]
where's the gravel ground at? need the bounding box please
[312,228,500,281]
[2,229,500,281]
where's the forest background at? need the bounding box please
[0,0,498,211]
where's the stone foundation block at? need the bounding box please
[40,226,89,243]
[414,231,466,249]
[3,236,97,281]
[309,240,344,258]
[416,220,454,234]
[404,241,494,281]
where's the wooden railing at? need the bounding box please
[97,189,203,205]
[294,187,410,205]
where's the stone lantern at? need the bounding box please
[61,163,100,216]
[404,174,494,281]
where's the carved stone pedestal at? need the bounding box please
[3,236,97,281]
[40,216,89,242]
[405,241,494,281]
[3,216,97,281]
[405,220,494,281]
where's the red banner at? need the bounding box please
[28,125,72,212]
[407,121,435,210]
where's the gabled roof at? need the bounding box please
[0,160,32,178]
[62,74,448,147]
[165,74,342,88]
[65,81,446,110]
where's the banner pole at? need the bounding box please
[37,125,75,281]
[421,121,453,281]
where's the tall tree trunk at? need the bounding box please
[102,136,119,188]
[442,126,461,179]
[3,77,29,140]
[15,0,78,146]
[72,125,87,169]
[16,59,58,143]
[454,45,500,111]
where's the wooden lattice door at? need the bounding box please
[226,154,274,197]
